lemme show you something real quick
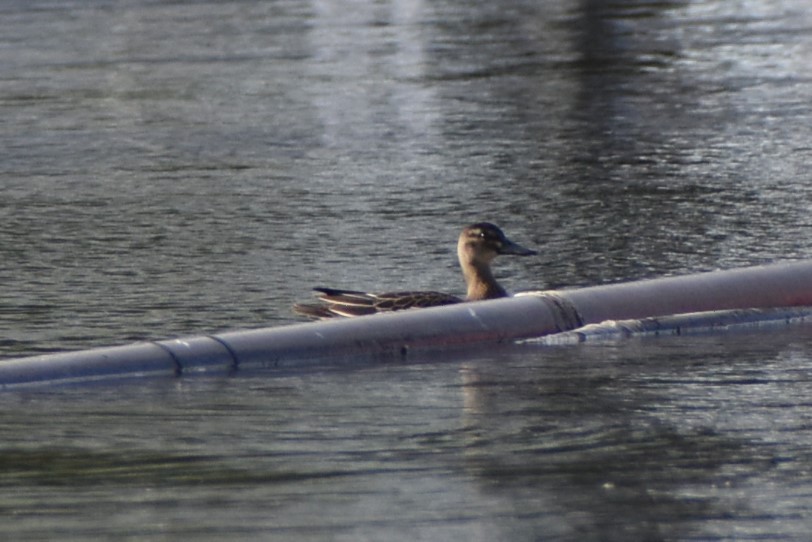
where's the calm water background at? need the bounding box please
[2,0,812,539]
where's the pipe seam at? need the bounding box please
[150,341,184,376]
[206,335,241,373]
[521,291,585,332]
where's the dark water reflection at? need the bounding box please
[2,0,812,539]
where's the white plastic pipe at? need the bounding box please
[1,260,811,388]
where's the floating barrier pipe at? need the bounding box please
[553,259,812,324]
[1,260,811,388]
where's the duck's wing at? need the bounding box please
[293,288,462,319]
[291,302,343,319]
[371,291,463,311]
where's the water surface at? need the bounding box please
[2,0,812,539]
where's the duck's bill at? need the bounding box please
[499,239,537,256]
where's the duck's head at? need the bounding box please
[457,222,537,266]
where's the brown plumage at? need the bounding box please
[293,222,536,319]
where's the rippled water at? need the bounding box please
[4,329,812,540]
[2,0,812,539]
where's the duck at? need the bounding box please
[293,222,536,319]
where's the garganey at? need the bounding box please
[293,222,536,319]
